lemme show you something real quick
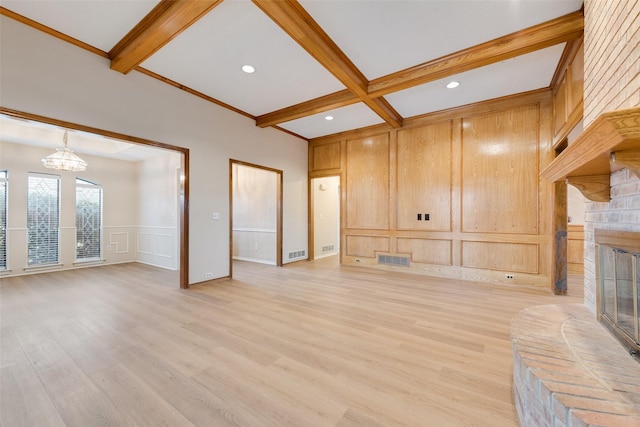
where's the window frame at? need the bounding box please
[75,178,103,262]
[27,172,61,268]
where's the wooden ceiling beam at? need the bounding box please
[368,10,584,97]
[256,89,358,128]
[253,9,583,128]
[253,0,403,128]
[109,0,223,74]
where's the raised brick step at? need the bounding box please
[511,304,640,427]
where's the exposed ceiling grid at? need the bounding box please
[0,0,584,151]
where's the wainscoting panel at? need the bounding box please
[345,235,390,258]
[397,238,452,265]
[461,241,539,274]
[136,226,178,270]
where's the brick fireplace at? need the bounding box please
[596,229,640,358]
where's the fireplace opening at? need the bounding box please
[596,229,640,360]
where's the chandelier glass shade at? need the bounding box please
[41,130,88,172]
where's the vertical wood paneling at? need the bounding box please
[397,121,452,231]
[311,142,341,172]
[553,77,568,135]
[570,42,584,111]
[346,135,389,229]
[461,105,539,234]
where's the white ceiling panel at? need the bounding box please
[0,115,166,161]
[301,0,583,79]
[386,43,566,118]
[0,0,159,52]
[140,0,346,116]
[278,103,384,139]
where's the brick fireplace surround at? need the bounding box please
[512,305,640,427]
[510,1,640,426]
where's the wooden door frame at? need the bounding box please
[0,107,190,289]
[229,159,283,278]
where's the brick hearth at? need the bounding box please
[511,304,640,427]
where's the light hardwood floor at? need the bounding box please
[0,257,584,426]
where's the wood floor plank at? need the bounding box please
[0,257,584,426]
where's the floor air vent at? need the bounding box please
[378,255,410,267]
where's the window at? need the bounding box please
[27,173,60,266]
[0,171,7,269]
[76,178,102,261]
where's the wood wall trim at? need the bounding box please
[541,106,640,186]
[368,10,584,98]
[252,0,403,128]
[109,0,223,74]
[0,6,108,58]
[0,107,191,289]
[310,89,550,144]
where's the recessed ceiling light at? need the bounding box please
[241,65,255,74]
[446,81,460,89]
[325,115,334,121]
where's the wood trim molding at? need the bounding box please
[541,107,640,200]
[0,107,191,289]
[368,10,584,98]
[0,6,108,58]
[254,10,583,128]
[252,0,403,128]
[109,0,223,74]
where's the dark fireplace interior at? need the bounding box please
[597,229,640,360]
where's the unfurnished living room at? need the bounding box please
[1,1,639,426]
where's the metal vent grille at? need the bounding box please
[322,245,335,252]
[288,250,306,260]
[378,255,410,267]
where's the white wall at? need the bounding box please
[0,16,309,284]
[0,140,139,273]
[313,176,340,259]
[137,151,181,270]
[232,163,277,265]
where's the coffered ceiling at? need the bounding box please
[1,0,584,144]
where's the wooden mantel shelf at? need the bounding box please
[540,107,640,201]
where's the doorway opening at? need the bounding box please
[0,107,189,288]
[229,160,283,277]
[310,176,340,260]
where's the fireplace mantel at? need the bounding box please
[540,107,640,202]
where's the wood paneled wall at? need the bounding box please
[309,90,555,287]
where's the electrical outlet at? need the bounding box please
[205,272,213,279]
[417,213,422,221]
[107,245,112,252]
[424,213,430,221]
[506,274,514,279]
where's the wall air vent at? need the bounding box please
[322,245,335,252]
[378,255,410,267]
[288,250,306,260]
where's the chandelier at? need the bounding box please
[41,130,88,172]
